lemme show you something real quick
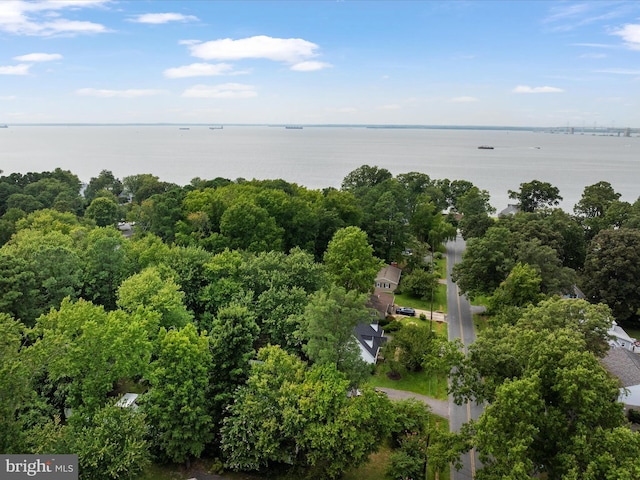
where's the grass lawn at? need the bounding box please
[474,314,490,335]
[625,326,640,341]
[369,319,449,400]
[370,362,449,400]
[428,416,451,480]
[343,440,392,480]
[394,284,448,314]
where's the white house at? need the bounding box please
[607,321,637,351]
[116,392,139,410]
[619,384,640,409]
[602,347,640,410]
[354,322,386,364]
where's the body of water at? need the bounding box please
[1,125,638,212]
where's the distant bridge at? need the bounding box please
[543,126,640,137]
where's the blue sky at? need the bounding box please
[1,0,639,126]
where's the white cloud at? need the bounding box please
[188,35,319,63]
[612,24,640,50]
[290,61,332,72]
[0,0,110,36]
[76,88,166,98]
[595,68,640,75]
[0,64,31,75]
[513,85,564,93]
[131,13,198,24]
[579,53,606,59]
[13,52,62,62]
[0,95,17,100]
[451,96,479,102]
[44,19,107,35]
[379,104,401,110]
[164,63,244,79]
[182,83,258,99]
[571,42,617,49]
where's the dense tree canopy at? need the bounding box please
[1,166,639,478]
[451,297,634,479]
[220,345,393,479]
[582,228,640,325]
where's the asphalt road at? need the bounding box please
[446,235,484,480]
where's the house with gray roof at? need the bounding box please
[375,264,402,292]
[607,321,637,351]
[354,322,386,364]
[602,347,640,409]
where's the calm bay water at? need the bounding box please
[1,125,638,211]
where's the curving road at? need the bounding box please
[446,235,483,480]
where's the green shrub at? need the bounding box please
[629,409,640,424]
[209,458,224,475]
[385,321,404,332]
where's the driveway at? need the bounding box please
[377,387,449,419]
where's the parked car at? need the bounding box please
[395,307,416,316]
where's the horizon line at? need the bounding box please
[2,123,638,131]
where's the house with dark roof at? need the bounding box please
[351,265,402,365]
[354,322,386,364]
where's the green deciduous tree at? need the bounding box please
[487,262,544,312]
[80,227,132,310]
[508,180,562,212]
[574,181,622,239]
[341,164,393,192]
[220,345,392,479]
[456,186,495,239]
[208,304,259,419]
[122,173,172,204]
[398,268,439,301]
[3,229,84,323]
[0,252,38,323]
[117,267,192,330]
[27,298,152,413]
[452,226,514,298]
[581,228,640,325]
[512,238,576,295]
[219,200,284,252]
[85,196,120,227]
[323,226,384,293]
[0,314,31,453]
[298,286,371,385]
[143,323,213,465]
[84,170,124,204]
[450,297,633,479]
[27,403,150,480]
[67,404,150,480]
[159,245,213,319]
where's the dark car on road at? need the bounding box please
[395,307,416,316]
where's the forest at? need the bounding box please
[1,165,640,480]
